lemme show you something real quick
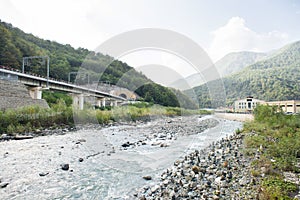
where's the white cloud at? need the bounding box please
[209,17,289,61]
[0,0,115,50]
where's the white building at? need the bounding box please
[234,96,265,113]
[265,100,300,114]
[234,97,300,114]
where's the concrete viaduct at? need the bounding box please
[0,66,126,110]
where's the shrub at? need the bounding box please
[260,177,297,200]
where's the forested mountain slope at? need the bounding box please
[0,20,196,108]
[189,41,300,108]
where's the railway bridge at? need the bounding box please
[0,66,126,110]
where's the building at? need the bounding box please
[234,97,300,114]
[265,100,300,114]
[234,96,265,113]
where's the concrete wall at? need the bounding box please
[0,79,49,110]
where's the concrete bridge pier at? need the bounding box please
[96,97,106,107]
[114,100,118,106]
[28,87,43,99]
[101,98,106,107]
[110,100,118,107]
[96,98,101,107]
[72,94,84,110]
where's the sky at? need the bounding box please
[1,0,300,81]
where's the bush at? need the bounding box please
[244,105,300,200]
[260,177,297,200]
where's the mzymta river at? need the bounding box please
[0,115,242,200]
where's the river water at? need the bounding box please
[0,115,242,200]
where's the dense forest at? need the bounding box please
[189,41,300,108]
[0,20,196,109]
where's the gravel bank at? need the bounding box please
[136,133,259,199]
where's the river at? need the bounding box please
[0,115,242,200]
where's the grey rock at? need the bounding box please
[61,164,69,171]
[39,172,49,176]
[143,176,152,181]
[0,182,9,188]
[239,176,248,186]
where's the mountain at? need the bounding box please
[214,51,267,76]
[169,73,205,91]
[0,20,197,109]
[170,51,267,90]
[188,41,300,108]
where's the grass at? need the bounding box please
[259,177,298,200]
[0,100,211,135]
[242,105,300,199]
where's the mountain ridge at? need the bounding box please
[170,51,268,90]
[187,40,300,107]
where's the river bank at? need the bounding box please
[214,112,254,122]
[0,115,236,200]
[136,132,258,199]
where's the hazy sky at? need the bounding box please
[1,0,300,79]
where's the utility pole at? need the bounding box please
[22,56,50,87]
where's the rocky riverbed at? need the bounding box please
[136,132,300,200]
[0,115,244,199]
[135,132,259,199]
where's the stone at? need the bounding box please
[239,176,248,186]
[35,129,42,133]
[0,182,9,188]
[151,185,160,193]
[223,160,228,168]
[140,195,146,200]
[143,176,152,180]
[191,165,200,173]
[169,190,176,199]
[79,158,84,162]
[122,142,131,147]
[227,171,233,179]
[215,177,222,185]
[160,143,168,147]
[163,180,169,185]
[61,164,69,171]
[39,172,49,176]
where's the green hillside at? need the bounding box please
[0,20,196,109]
[190,41,300,108]
[169,51,266,90]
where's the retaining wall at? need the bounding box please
[0,79,49,110]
